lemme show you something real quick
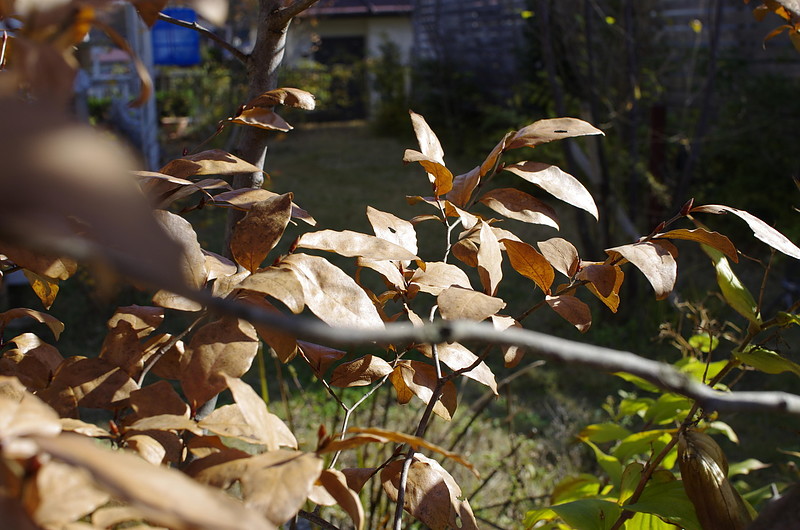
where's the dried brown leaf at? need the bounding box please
[282,253,384,329]
[538,237,580,277]
[297,229,419,261]
[0,378,62,457]
[503,239,555,293]
[341,468,377,494]
[506,117,603,149]
[60,418,111,438]
[230,193,293,273]
[477,221,503,296]
[0,332,62,391]
[297,341,346,376]
[0,308,64,340]
[576,263,618,297]
[237,267,305,314]
[491,315,525,367]
[35,433,275,530]
[154,210,207,290]
[212,188,316,225]
[203,250,237,281]
[446,165,482,208]
[692,204,800,260]
[417,343,498,394]
[180,318,259,410]
[128,380,189,421]
[230,107,292,131]
[437,286,505,321]
[24,460,110,528]
[409,111,445,164]
[330,355,393,388]
[159,150,265,180]
[394,361,457,421]
[223,374,297,450]
[479,187,560,228]
[43,357,138,410]
[316,469,365,530]
[243,88,316,110]
[409,261,472,296]
[127,414,203,435]
[381,454,478,530]
[546,294,592,332]
[403,149,453,196]
[357,257,406,291]
[504,161,599,219]
[366,206,418,257]
[654,228,738,263]
[607,241,677,300]
[0,243,77,281]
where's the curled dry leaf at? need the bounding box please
[678,430,752,530]
[539,237,580,278]
[491,315,525,367]
[297,229,419,261]
[691,204,800,260]
[390,360,457,421]
[22,270,59,310]
[0,243,77,281]
[159,150,265,180]
[152,210,207,310]
[577,263,618,298]
[237,267,305,314]
[403,149,454,196]
[416,343,498,395]
[230,108,291,131]
[446,165,481,208]
[409,110,445,164]
[203,249,237,282]
[581,264,625,313]
[357,257,406,291]
[366,206,418,257]
[212,188,316,225]
[546,294,592,332]
[315,469,365,530]
[25,460,110,528]
[243,88,316,110]
[0,308,64,340]
[477,221,503,296]
[34,433,275,530]
[607,242,677,300]
[479,187,560,229]
[437,286,505,322]
[0,377,62,458]
[223,374,297,450]
[504,161,599,219]
[381,454,479,530]
[180,318,259,410]
[654,228,738,262]
[502,239,555,294]
[230,193,293,273]
[506,117,604,149]
[297,341,346,376]
[282,253,384,329]
[59,418,111,438]
[329,355,394,388]
[136,171,230,209]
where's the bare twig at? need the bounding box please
[138,314,206,387]
[298,509,340,530]
[157,12,248,63]
[274,0,322,26]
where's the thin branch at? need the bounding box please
[275,0,322,26]
[297,509,340,530]
[157,12,248,64]
[393,447,415,530]
[138,314,205,386]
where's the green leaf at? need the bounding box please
[551,499,621,530]
[644,394,692,425]
[735,346,800,377]
[579,423,632,444]
[618,397,654,418]
[706,420,739,444]
[704,246,761,324]
[776,312,800,327]
[523,507,558,528]
[582,439,623,486]
[728,458,770,478]
[688,334,719,353]
[613,372,660,393]
[676,357,729,384]
[619,462,644,505]
[625,511,676,529]
[624,479,702,530]
[551,474,603,504]
[613,430,672,463]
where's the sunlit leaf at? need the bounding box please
[477,221,503,295]
[504,162,598,219]
[491,315,526,367]
[606,242,677,300]
[654,228,737,262]
[222,374,297,450]
[624,478,702,530]
[579,423,632,444]
[230,193,293,273]
[703,246,761,324]
[297,229,419,260]
[735,346,800,377]
[35,433,274,530]
[180,318,259,410]
[1,332,63,391]
[506,117,604,149]
[538,238,580,277]
[479,187,559,228]
[381,454,478,530]
[366,206,418,257]
[41,356,138,410]
[549,498,621,530]
[446,165,481,207]
[437,286,505,321]
[546,295,592,332]
[692,204,800,260]
[416,343,498,394]
[391,361,457,421]
[212,188,315,225]
[329,355,393,388]
[237,267,305,314]
[282,253,384,329]
[315,468,365,530]
[230,107,292,131]
[0,308,64,340]
[403,149,454,196]
[409,261,472,295]
[159,150,265,180]
[0,243,77,281]
[503,239,554,293]
[243,88,316,110]
[409,110,445,165]
[25,460,110,527]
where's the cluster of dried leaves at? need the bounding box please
[2,1,800,529]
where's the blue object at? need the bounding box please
[152,8,201,66]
